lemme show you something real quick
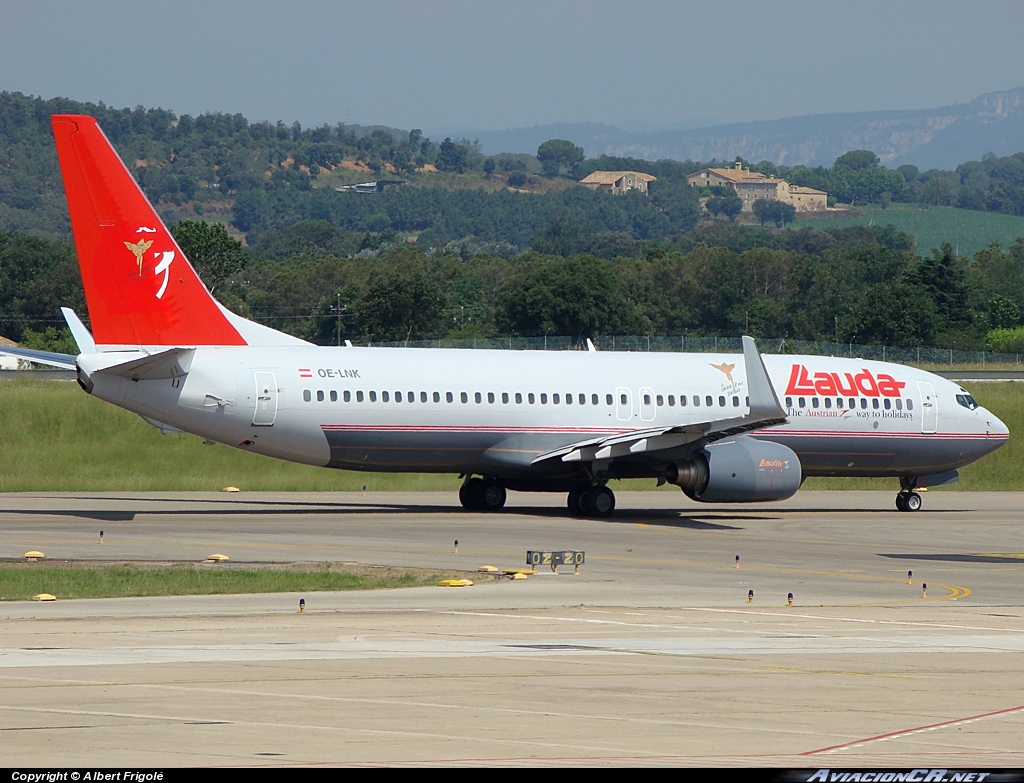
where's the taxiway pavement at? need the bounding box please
[1,490,1022,767]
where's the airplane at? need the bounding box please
[0,114,1009,517]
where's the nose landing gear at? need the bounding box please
[896,491,922,512]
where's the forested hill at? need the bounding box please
[4,91,1024,248]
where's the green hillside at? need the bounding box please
[799,204,1024,258]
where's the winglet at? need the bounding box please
[742,336,786,421]
[61,308,95,354]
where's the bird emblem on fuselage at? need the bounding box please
[709,361,736,383]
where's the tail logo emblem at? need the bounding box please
[124,238,154,274]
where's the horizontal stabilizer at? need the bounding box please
[0,346,77,370]
[94,347,194,381]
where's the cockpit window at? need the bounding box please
[956,393,979,410]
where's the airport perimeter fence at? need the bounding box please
[367,335,1024,367]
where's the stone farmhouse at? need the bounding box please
[579,170,657,195]
[686,161,827,212]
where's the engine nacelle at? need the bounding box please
[666,437,802,503]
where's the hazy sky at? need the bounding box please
[3,1,1023,133]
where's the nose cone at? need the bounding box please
[986,409,1010,439]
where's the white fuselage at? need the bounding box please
[78,346,1008,485]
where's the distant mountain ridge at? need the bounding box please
[459,88,1024,170]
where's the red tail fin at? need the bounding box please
[52,115,246,347]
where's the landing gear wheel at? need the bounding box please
[480,479,507,511]
[896,491,922,512]
[567,488,585,516]
[588,486,615,518]
[459,477,485,510]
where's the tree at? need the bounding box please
[170,220,248,295]
[752,199,796,228]
[437,138,469,173]
[536,139,585,178]
[834,149,880,170]
[356,268,446,342]
[495,255,643,340]
[706,191,743,221]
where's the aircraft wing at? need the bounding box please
[0,346,77,370]
[532,336,787,466]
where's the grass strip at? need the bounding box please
[0,561,475,601]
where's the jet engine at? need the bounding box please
[666,436,802,503]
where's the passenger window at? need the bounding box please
[445,392,452,403]
[500,392,507,403]
[303,390,311,402]
[836,398,842,409]
[872,399,879,409]
[860,398,867,409]
[357,391,364,402]
[644,393,652,405]
[515,393,522,404]
[369,391,377,402]
[591,394,598,405]
[732,396,739,407]
[620,394,628,405]
[344,390,351,402]
[812,397,819,408]
[606,394,613,405]
[382,391,390,402]
[786,397,792,407]
[460,392,468,403]
[907,399,913,410]
[705,396,713,407]
[487,392,495,404]
[799,397,805,408]
[408,391,415,402]
[656,395,664,406]
[421,391,428,403]
[475,392,482,404]
[680,395,687,407]
[317,390,324,402]
[694,396,700,407]
[580,394,587,405]
[824,398,831,409]
[668,395,675,406]
[330,390,338,402]
[896,399,902,410]
[529,393,535,404]
[718,396,726,407]
[541,393,548,404]
[394,391,401,402]
[565,394,572,405]
[884,399,891,410]
[433,391,440,403]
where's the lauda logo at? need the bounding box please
[786,364,906,398]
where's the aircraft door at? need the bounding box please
[253,371,278,426]
[615,387,632,421]
[917,381,937,434]
[639,387,656,421]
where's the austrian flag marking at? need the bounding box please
[298,368,312,378]
[786,364,906,398]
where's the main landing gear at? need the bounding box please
[459,477,507,511]
[567,485,616,518]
